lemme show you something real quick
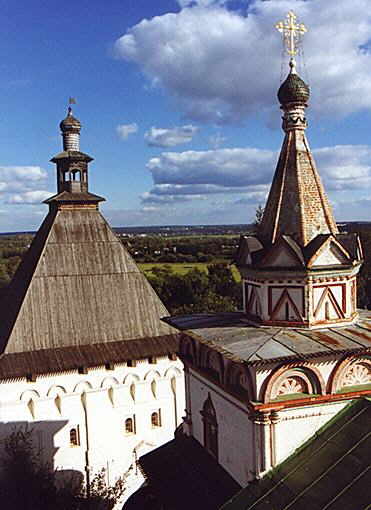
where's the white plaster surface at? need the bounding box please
[0,357,185,504]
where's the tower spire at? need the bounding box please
[236,11,363,329]
[258,11,337,246]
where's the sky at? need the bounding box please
[2,0,371,231]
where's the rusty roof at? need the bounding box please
[0,208,175,356]
[165,310,371,365]
[0,334,180,380]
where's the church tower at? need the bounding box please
[236,12,363,328]
[0,105,185,498]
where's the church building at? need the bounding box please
[136,12,371,510]
[0,106,185,498]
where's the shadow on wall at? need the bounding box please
[0,419,86,510]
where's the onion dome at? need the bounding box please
[277,60,310,105]
[59,107,81,132]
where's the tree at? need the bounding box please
[254,204,264,230]
[0,426,127,510]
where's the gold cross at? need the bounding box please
[275,11,307,57]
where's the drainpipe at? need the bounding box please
[81,392,91,498]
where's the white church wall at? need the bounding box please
[188,368,254,486]
[0,356,185,491]
[274,401,347,464]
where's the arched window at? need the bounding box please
[70,427,79,447]
[125,417,135,434]
[201,394,218,460]
[151,410,161,428]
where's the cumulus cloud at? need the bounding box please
[0,166,46,186]
[145,125,198,147]
[115,0,371,123]
[116,123,138,140]
[314,145,371,190]
[6,190,52,205]
[147,148,276,187]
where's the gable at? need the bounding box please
[310,240,349,268]
[263,242,303,268]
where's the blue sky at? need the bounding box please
[2,0,371,231]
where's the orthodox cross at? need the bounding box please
[275,11,307,57]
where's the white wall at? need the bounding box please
[274,401,347,464]
[188,368,254,486]
[0,356,185,495]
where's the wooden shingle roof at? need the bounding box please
[0,207,175,356]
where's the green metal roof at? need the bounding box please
[221,398,371,510]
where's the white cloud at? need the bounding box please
[147,147,276,187]
[314,145,371,190]
[6,190,52,205]
[140,191,205,205]
[0,166,46,185]
[145,125,198,147]
[177,0,229,7]
[116,123,138,140]
[208,133,227,149]
[115,0,371,123]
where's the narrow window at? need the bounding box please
[125,417,135,434]
[151,410,161,428]
[70,427,79,447]
[201,394,218,460]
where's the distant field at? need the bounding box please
[139,262,241,281]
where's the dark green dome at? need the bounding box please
[278,71,310,105]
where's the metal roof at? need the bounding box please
[166,311,371,365]
[221,398,371,510]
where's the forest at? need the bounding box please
[0,225,371,311]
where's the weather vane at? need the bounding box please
[275,11,307,58]
[67,97,77,115]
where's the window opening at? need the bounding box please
[125,417,135,434]
[151,410,161,428]
[70,427,79,447]
[201,394,218,460]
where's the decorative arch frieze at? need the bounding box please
[180,335,197,365]
[20,390,40,419]
[73,381,93,394]
[100,377,119,389]
[206,349,224,384]
[164,367,183,379]
[261,364,325,403]
[123,373,140,385]
[225,362,254,401]
[144,370,161,382]
[47,385,67,415]
[47,385,67,398]
[329,356,371,394]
